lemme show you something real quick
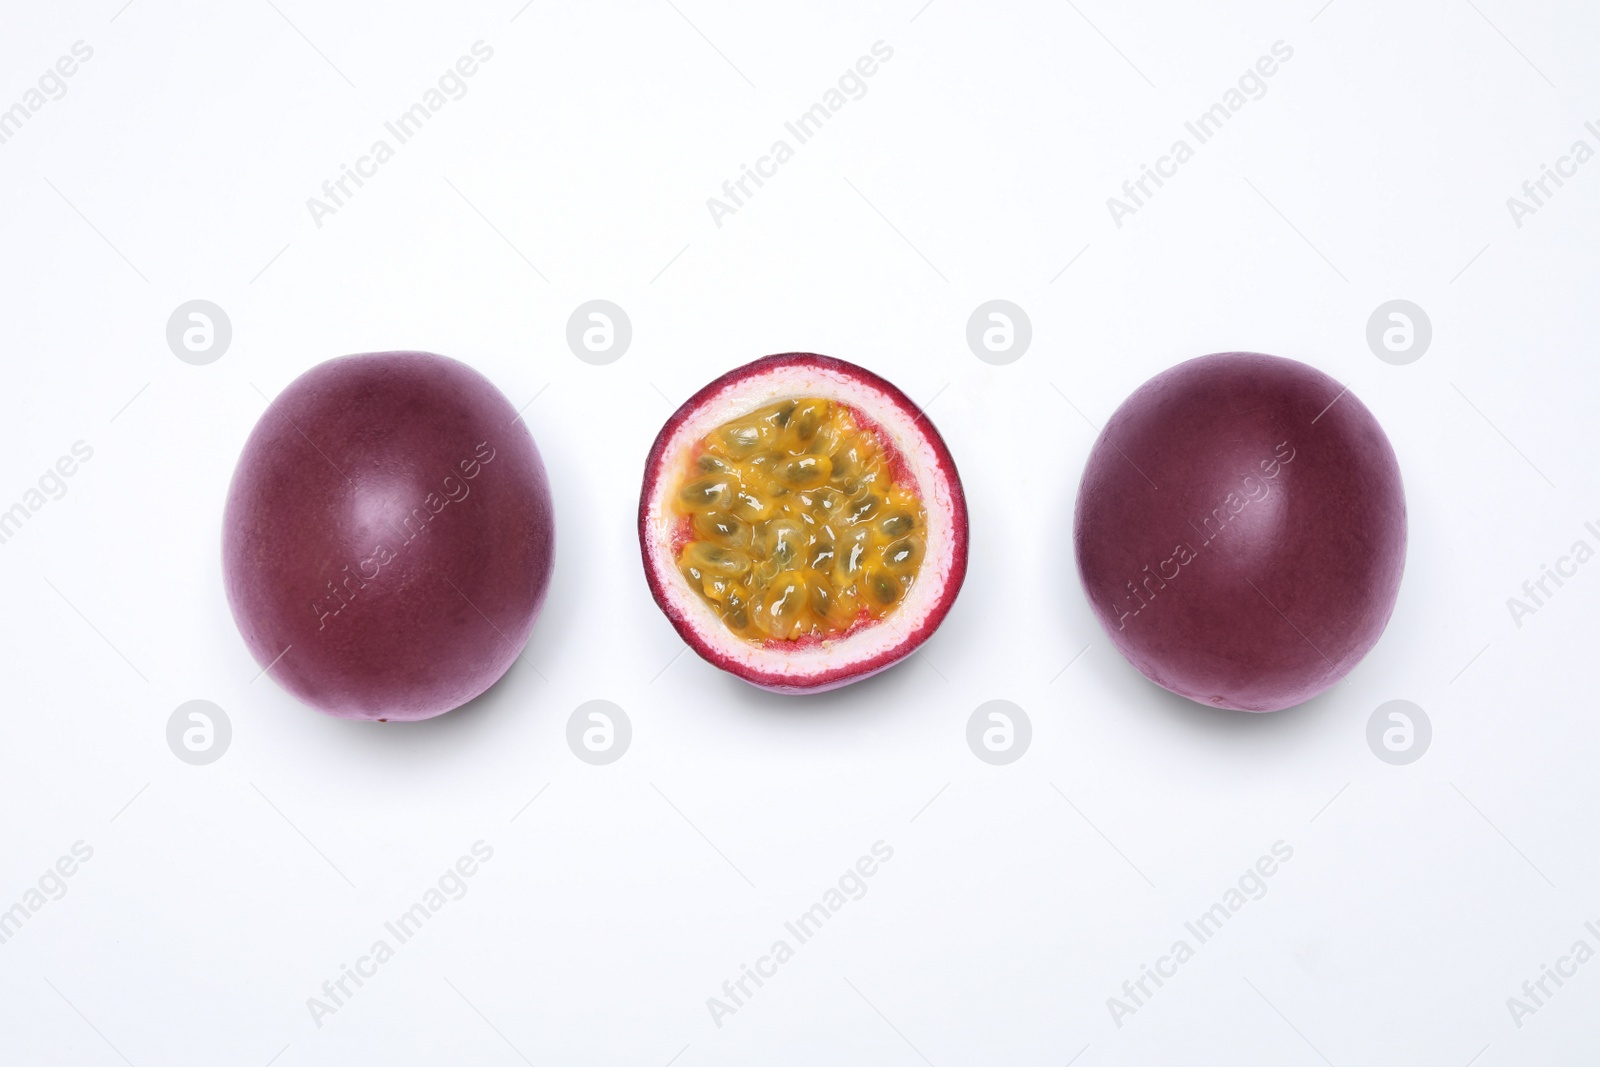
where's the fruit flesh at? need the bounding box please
[670,397,926,642]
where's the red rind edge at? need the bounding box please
[637,352,969,693]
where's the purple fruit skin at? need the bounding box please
[1073,353,1406,712]
[223,352,555,721]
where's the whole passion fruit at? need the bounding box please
[223,352,555,721]
[1073,352,1405,712]
[639,353,968,692]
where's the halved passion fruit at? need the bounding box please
[639,353,968,692]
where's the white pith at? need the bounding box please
[644,363,958,683]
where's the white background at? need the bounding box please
[2,1,1597,1063]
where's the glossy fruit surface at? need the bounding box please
[223,351,554,720]
[1073,352,1405,712]
[639,353,967,692]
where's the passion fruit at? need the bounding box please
[639,353,968,692]
[223,352,555,721]
[1073,352,1406,712]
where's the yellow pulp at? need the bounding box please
[672,398,927,642]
